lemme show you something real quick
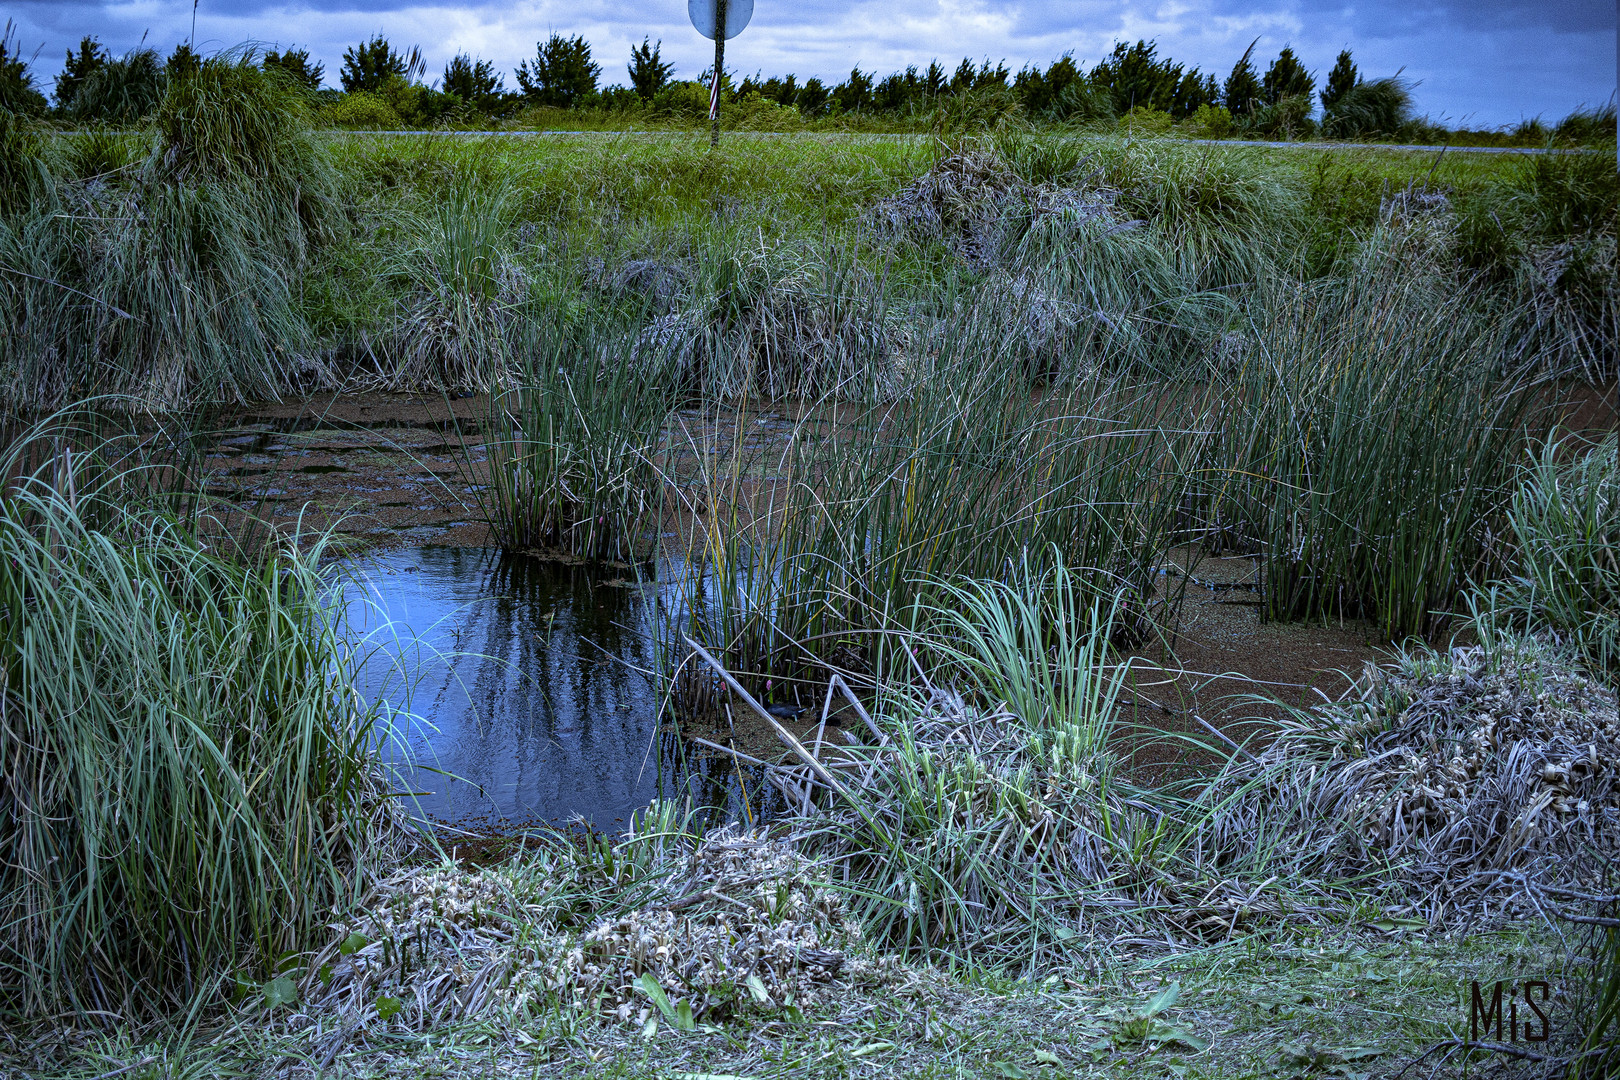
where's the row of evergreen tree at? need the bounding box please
[2,21,1411,136]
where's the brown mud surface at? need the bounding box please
[201,391,496,550]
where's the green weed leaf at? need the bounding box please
[262,975,297,1010]
[1143,980,1181,1017]
[850,1042,896,1058]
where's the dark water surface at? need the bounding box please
[343,546,739,830]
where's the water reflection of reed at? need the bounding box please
[359,547,770,830]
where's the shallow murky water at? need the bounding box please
[342,546,748,831]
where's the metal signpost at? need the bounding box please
[689,0,754,147]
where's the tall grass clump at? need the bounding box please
[381,179,521,389]
[1500,433,1619,684]
[777,554,1327,961]
[0,54,338,410]
[0,417,403,1019]
[870,137,1235,376]
[670,339,1200,687]
[1321,76,1415,140]
[479,325,675,562]
[1007,204,1235,377]
[628,227,900,401]
[1456,150,1618,377]
[67,47,166,125]
[1089,139,1303,288]
[1553,101,1618,146]
[1200,271,1546,640]
[0,106,47,214]
[792,558,1143,959]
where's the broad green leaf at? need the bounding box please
[635,973,675,1018]
[746,974,770,1004]
[1142,980,1181,1017]
[1148,1024,1207,1052]
[1338,1047,1385,1061]
[340,932,368,956]
[850,1042,895,1058]
[375,995,402,1021]
[262,976,297,1010]
[1032,1049,1063,1066]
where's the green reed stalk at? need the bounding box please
[480,323,674,562]
[1201,272,1548,639]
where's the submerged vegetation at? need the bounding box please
[0,39,1616,1080]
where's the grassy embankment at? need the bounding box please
[0,59,1616,1076]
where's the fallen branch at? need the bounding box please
[683,635,851,798]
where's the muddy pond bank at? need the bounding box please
[199,386,1615,826]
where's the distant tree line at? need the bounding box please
[1,20,1613,143]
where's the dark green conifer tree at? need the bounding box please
[833,67,873,113]
[443,53,503,110]
[627,38,673,100]
[54,36,109,110]
[1221,38,1262,116]
[1089,40,1181,115]
[264,47,324,92]
[1321,49,1359,112]
[340,35,410,92]
[0,22,47,115]
[515,34,599,107]
[165,43,200,79]
[1261,46,1314,105]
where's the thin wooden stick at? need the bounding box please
[683,636,850,796]
[830,672,885,745]
[688,736,773,769]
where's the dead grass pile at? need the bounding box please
[1204,634,1620,916]
[370,183,524,392]
[965,272,1093,376]
[677,632,1315,956]
[585,256,691,311]
[381,264,527,392]
[868,146,1121,269]
[293,824,888,1047]
[297,863,547,1033]
[1355,184,1456,275]
[631,250,899,397]
[781,683,1313,951]
[562,830,868,1022]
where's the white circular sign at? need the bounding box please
[689,0,753,40]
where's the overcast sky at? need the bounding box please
[7,0,1614,128]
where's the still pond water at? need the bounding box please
[342,546,749,831]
